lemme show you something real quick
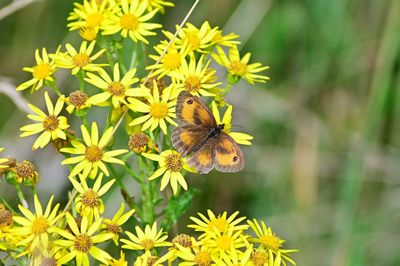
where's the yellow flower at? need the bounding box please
[164,21,218,54]
[67,0,117,32]
[175,243,215,266]
[128,82,177,134]
[121,222,171,251]
[30,245,64,266]
[54,213,114,265]
[201,228,248,256]
[211,101,253,145]
[213,245,253,266]
[60,122,128,178]
[247,219,298,265]
[66,90,91,114]
[70,173,115,222]
[13,160,39,185]
[52,41,106,75]
[211,28,241,48]
[169,55,221,97]
[16,48,56,92]
[0,204,13,237]
[102,203,136,245]
[212,46,269,84]
[20,91,69,150]
[188,210,248,236]
[108,251,128,266]
[143,150,193,194]
[11,194,63,250]
[85,63,146,108]
[146,40,190,79]
[134,251,170,266]
[102,0,162,44]
[143,0,174,13]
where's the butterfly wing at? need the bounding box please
[172,124,210,157]
[214,132,245,172]
[187,140,216,174]
[176,91,217,128]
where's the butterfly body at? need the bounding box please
[172,91,244,174]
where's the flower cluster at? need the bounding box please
[0,0,297,264]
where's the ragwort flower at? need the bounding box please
[121,222,171,251]
[102,203,136,245]
[20,91,69,150]
[60,122,128,178]
[102,0,162,44]
[16,48,56,92]
[128,81,177,134]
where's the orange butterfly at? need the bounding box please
[172,91,245,174]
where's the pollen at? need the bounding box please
[81,189,100,208]
[194,251,212,266]
[43,115,59,131]
[140,238,155,250]
[73,53,91,67]
[128,132,149,153]
[208,217,227,232]
[0,207,13,229]
[120,14,139,30]
[107,82,125,96]
[33,63,52,79]
[15,160,37,180]
[40,257,57,266]
[86,13,103,28]
[163,52,181,70]
[147,256,159,266]
[106,223,121,235]
[149,102,169,119]
[69,90,88,108]
[172,234,192,248]
[31,216,49,235]
[184,75,201,93]
[74,233,92,253]
[216,234,233,251]
[251,251,268,266]
[165,153,182,172]
[85,145,103,162]
[230,61,247,76]
[260,234,282,250]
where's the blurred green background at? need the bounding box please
[1,0,400,265]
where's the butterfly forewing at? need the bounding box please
[214,132,245,172]
[172,124,210,156]
[176,91,216,128]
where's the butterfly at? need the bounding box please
[172,91,245,174]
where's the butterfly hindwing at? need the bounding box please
[187,140,216,174]
[176,91,216,128]
[172,124,210,157]
[214,132,245,172]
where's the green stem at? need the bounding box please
[139,156,154,225]
[77,70,86,91]
[14,184,27,206]
[46,80,62,96]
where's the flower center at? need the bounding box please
[86,12,103,28]
[140,238,155,250]
[251,251,268,266]
[74,233,92,253]
[73,53,91,67]
[184,75,201,92]
[208,217,227,232]
[194,251,212,266]
[260,234,282,250]
[120,14,139,30]
[106,223,121,235]
[43,115,59,131]
[165,154,182,172]
[163,52,181,70]
[149,102,168,119]
[186,32,200,50]
[85,145,103,162]
[230,61,247,76]
[40,257,58,266]
[33,63,52,79]
[69,91,88,108]
[15,160,37,179]
[81,189,100,208]
[216,235,233,251]
[31,216,49,235]
[172,234,192,248]
[128,132,149,153]
[0,208,13,229]
[107,82,125,96]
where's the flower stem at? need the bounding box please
[139,156,154,225]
